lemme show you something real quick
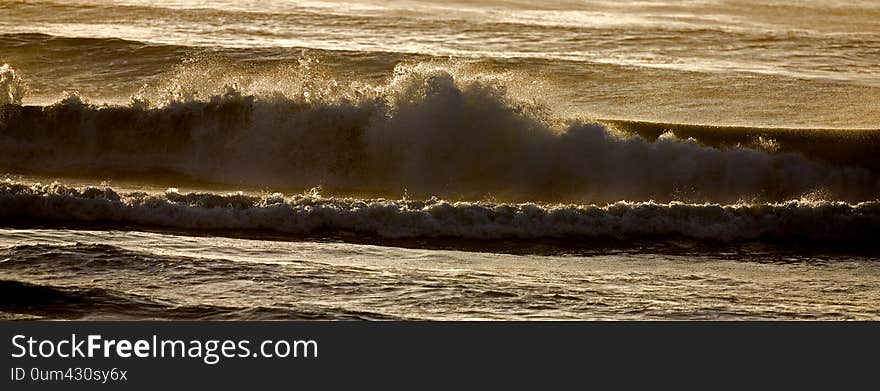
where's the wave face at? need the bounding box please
[2,181,878,242]
[2,63,878,203]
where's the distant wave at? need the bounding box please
[2,181,878,242]
[2,62,878,203]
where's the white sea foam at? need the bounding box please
[2,180,878,242]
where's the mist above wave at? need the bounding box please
[0,64,26,106]
[0,61,877,203]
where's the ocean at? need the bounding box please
[1,0,879,320]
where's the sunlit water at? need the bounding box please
[1,1,879,320]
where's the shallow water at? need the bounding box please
[3,228,879,320]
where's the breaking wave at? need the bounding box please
[1,61,878,203]
[2,181,878,242]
